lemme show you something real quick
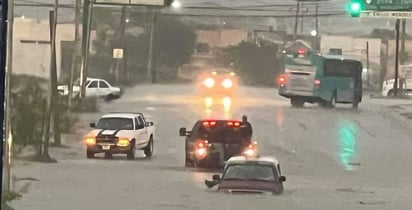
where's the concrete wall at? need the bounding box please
[12,18,77,79]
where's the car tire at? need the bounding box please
[144,137,154,157]
[87,151,94,159]
[388,89,394,96]
[127,141,135,160]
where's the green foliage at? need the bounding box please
[10,75,47,147]
[1,190,22,210]
[218,41,280,86]
[71,97,99,113]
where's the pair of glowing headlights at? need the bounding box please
[84,137,130,147]
[203,78,233,89]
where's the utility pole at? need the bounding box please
[394,19,400,97]
[116,6,126,83]
[4,0,13,191]
[293,1,300,41]
[51,0,61,146]
[2,0,14,191]
[300,2,304,34]
[42,3,59,160]
[80,0,93,98]
[315,3,318,37]
[147,9,157,83]
[67,0,81,109]
[401,19,406,64]
[0,0,8,197]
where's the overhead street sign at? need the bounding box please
[364,0,412,11]
[361,10,412,18]
[94,0,166,6]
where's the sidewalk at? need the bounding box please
[368,96,412,131]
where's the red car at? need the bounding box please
[205,156,286,195]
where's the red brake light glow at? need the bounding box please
[202,121,217,127]
[277,74,287,86]
[314,79,321,86]
[298,48,306,55]
[227,121,241,127]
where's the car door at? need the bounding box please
[134,116,147,148]
[86,80,99,97]
[98,80,112,97]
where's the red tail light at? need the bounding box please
[195,139,208,149]
[314,79,321,86]
[202,121,217,127]
[277,74,287,86]
[194,139,208,160]
[227,121,241,127]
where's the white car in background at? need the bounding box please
[58,77,122,100]
[382,78,412,96]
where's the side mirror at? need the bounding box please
[212,174,220,181]
[179,127,187,136]
[279,176,286,182]
[90,123,96,128]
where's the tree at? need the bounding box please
[218,41,280,86]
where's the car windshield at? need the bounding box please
[96,118,134,130]
[223,164,276,181]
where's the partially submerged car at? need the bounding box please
[205,156,286,195]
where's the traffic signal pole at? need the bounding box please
[394,19,400,97]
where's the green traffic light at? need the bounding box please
[350,2,361,12]
[346,0,364,17]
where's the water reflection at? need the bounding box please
[203,96,233,119]
[337,120,358,171]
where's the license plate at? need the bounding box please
[102,145,110,150]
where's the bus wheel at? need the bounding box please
[291,97,304,107]
[328,93,337,108]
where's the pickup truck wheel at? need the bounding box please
[144,138,154,157]
[127,144,135,160]
[87,151,94,159]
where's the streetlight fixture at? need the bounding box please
[171,0,182,9]
[310,29,317,36]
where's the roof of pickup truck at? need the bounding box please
[101,112,143,119]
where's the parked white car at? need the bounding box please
[382,78,412,96]
[57,77,122,99]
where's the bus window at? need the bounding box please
[324,60,360,78]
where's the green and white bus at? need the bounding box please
[277,49,362,109]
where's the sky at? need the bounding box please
[12,0,411,35]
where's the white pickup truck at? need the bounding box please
[58,77,122,100]
[84,112,155,159]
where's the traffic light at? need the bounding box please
[346,0,364,17]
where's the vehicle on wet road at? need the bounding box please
[57,77,122,100]
[84,112,155,159]
[197,68,238,96]
[179,117,255,168]
[277,48,363,109]
[205,156,286,195]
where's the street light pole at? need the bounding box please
[147,9,157,83]
[293,1,300,41]
[0,2,9,193]
[4,0,14,191]
[394,19,400,97]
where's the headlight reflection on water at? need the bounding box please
[202,96,233,119]
[337,120,358,171]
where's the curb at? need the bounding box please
[382,105,412,133]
